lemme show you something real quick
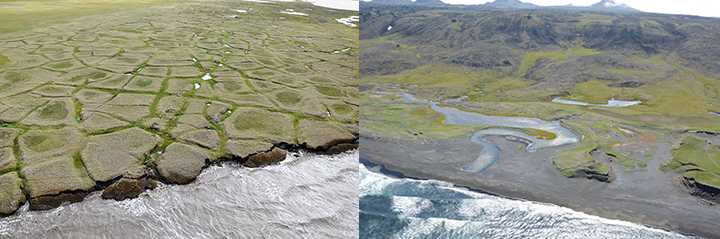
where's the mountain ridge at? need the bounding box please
[362,0,641,13]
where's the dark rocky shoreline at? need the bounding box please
[2,132,358,214]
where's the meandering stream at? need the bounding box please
[382,92,579,173]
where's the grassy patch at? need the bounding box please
[670,136,720,174]
[38,101,68,121]
[70,72,107,83]
[0,164,18,176]
[603,147,637,171]
[662,135,720,188]
[48,62,73,69]
[514,45,602,77]
[683,170,720,189]
[275,91,302,105]
[364,64,534,102]
[72,151,84,170]
[316,86,345,97]
[331,104,353,115]
[553,121,599,177]
[133,78,153,88]
[361,102,481,140]
[576,18,612,30]
[566,79,624,104]
[0,55,11,66]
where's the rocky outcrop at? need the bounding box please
[226,140,274,159]
[582,162,616,183]
[323,143,359,155]
[156,143,209,184]
[101,177,157,201]
[29,192,88,211]
[21,157,96,210]
[245,147,286,167]
[682,173,720,203]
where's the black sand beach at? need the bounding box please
[360,134,720,238]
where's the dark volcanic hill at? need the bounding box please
[360,5,720,84]
[482,0,538,9]
[361,0,640,12]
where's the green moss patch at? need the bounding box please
[316,86,345,97]
[683,170,720,189]
[514,45,602,77]
[38,101,69,121]
[223,107,295,145]
[657,135,720,189]
[275,91,303,105]
[0,55,10,66]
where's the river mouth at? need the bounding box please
[379,92,579,173]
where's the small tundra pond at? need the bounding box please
[382,92,579,173]
[552,97,642,107]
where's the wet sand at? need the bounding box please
[360,134,720,238]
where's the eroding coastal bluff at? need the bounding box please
[0,0,358,213]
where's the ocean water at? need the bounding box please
[0,151,359,238]
[359,159,698,239]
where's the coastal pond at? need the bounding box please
[552,97,642,107]
[383,92,579,173]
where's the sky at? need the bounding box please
[437,0,720,18]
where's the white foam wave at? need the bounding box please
[361,165,694,238]
[391,196,432,218]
